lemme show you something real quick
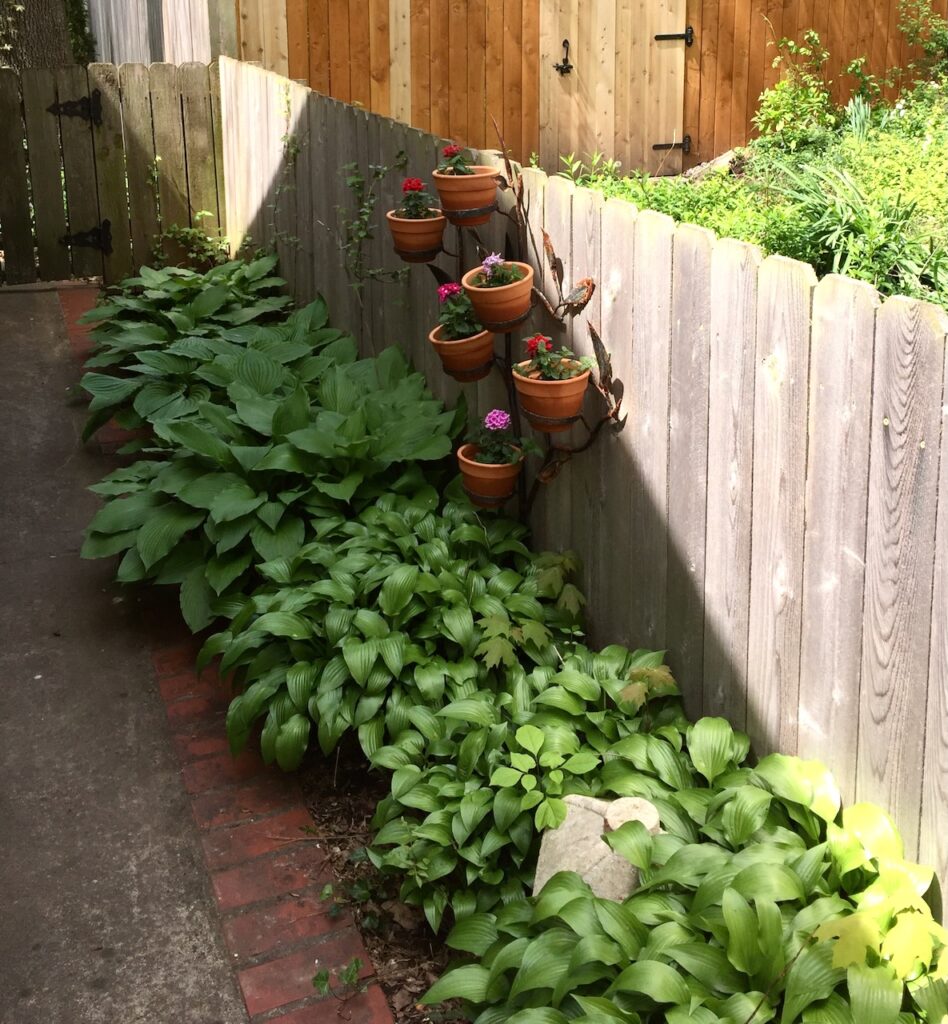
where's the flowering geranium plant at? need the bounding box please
[437,143,474,176]
[467,409,536,464]
[515,334,595,381]
[469,252,526,288]
[437,283,484,340]
[396,177,439,219]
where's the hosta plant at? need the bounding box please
[199,489,585,772]
[423,717,948,1024]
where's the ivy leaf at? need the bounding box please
[476,635,516,668]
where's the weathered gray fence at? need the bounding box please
[0,62,225,285]
[218,58,948,888]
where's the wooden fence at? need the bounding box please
[0,62,225,285]
[219,57,948,889]
[87,0,237,65]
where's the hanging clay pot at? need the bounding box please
[461,262,534,331]
[432,167,500,227]
[513,361,591,433]
[428,325,496,382]
[457,443,522,508]
[385,210,447,262]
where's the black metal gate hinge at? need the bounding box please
[47,89,102,127]
[653,135,692,154]
[60,220,112,255]
[655,26,695,46]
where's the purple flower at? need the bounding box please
[484,409,512,431]
[481,252,505,279]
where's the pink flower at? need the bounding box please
[484,409,512,431]
[438,282,463,303]
[402,177,424,193]
[443,144,463,157]
[526,334,552,357]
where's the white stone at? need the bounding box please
[532,795,662,902]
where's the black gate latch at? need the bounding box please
[553,39,573,75]
[652,135,692,154]
[655,26,695,46]
[60,220,113,255]
[47,89,103,127]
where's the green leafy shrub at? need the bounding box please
[201,489,583,773]
[423,717,947,1023]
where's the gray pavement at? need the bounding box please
[0,291,247,1024]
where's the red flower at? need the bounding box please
[402,177,425,193]
[526,334,552,357]
[443,144,463,158]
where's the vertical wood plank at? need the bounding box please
[921,326,948,888]
[714,0,736,155]
[538,0,557,167]
[485,0,506,149]
[287,0,310,81]
[667,223,715,719]
[521,0,540,158]
[627,209,674,648]
[308,0,330,94]
[307,89,330,301]
[591,0,616,157]
[349,1,372,108]
[410,0,430,129]
[650,0,687,174]
[269,0,290,77]
[797,275,879,804]
[858,297,947,859]
[729,0,752,149]
[697,0,720,163]
[746,0,767,139]
[22,69,71,281]
[467,0,487,148]
[150,63,190,236]
[390,0,412,123]
[763,0,784,91]
[0,68,36,283]
[208,0,239,59]
[429,0,450,136]
[178,63,221,236]
[89,63,133,284]
[746,255,816,755]
[56,65,103,280]
[448,0,469,143]
[597,196,638,646]
[209,62,226,236]
[370,0,392,115]
[683,0,704,167]
[329,0,351,102]
[703,238,761,728]
[502,0,523,159]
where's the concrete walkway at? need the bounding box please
[0,291,248,1024]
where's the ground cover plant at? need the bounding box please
[79,258,948,1024]
[563,24,948,306]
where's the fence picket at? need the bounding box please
[178,63,221,238]
[702,238,761,729]
[119,64,160,271]
[667,222,715,717]
[21,69,71,281]
[0,69,34,284]
[150,63,190,239]
[797,275,878,803]
[89,63,133,283]
[56,66,102,280]
[746,256,815,755]
[858,297,948,858]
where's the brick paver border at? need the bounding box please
[60,288,395,1024]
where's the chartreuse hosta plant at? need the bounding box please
[423,715,948,1024]
[198,489,585,774]
[370,644,685,930]
[82,347,462,630]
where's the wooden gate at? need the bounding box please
[0,62,225,286]
[539,0,688,175]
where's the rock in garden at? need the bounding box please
[532,795,661,902]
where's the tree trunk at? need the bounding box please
[5,0,74,70]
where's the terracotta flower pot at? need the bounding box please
[513,361,591,433]
[461,262,534,331]
[432,166,499,226]
[386,210,446,262]
[428,324,496,382]
[457,443,522,508]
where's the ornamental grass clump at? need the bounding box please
[515,333,595,380]
[436,282,483,340]
[394,177,440,218]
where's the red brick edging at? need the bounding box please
[60,288,394,1024]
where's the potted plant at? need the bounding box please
[461,252,534,330]
[432,144,499,227]
[457,409,530,508]
[385,177,446,262]
[512,334,594,433]
[428,283,496,382]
